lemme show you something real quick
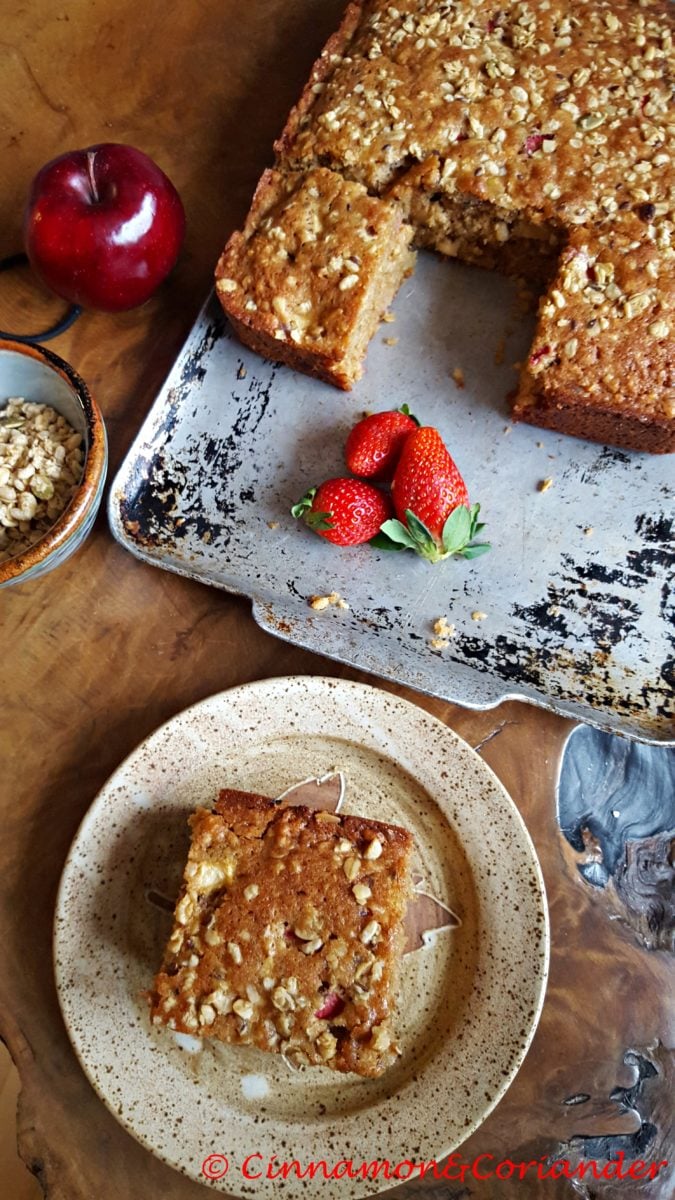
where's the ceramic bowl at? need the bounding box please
[0,339,107,588]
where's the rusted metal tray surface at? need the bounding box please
[108,254,674,744]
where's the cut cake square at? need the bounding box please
[513,217,675,452]
[150,788,414,1077]
[215,166,416,389]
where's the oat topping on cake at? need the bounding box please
[150,788,414,1077]
[217,0,674,452]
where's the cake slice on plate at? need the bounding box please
[150,788,414,1077]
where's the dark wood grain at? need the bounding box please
[0,2,672,1197]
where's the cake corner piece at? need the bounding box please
[215,166,416,390]
[512,224,675,455]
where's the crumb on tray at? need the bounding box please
[429,614,457,651]
[433,616,456,638]
[309,591,349,612]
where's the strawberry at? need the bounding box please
[344,405,418,480]
[292,477,393,546]
[314,992,345,1020]
[522,131,546,156]
[378,426,490,562]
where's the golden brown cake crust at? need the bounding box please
[217,0,674,451]
[150,788,414,1077]
[512,382,675,454]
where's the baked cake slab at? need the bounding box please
[217,0,674,452]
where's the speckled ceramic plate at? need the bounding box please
[54,677,549,1198]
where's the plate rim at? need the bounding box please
[53,674,550,1196]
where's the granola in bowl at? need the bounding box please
[0,397,84,563]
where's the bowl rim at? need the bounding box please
[0,338,107,583]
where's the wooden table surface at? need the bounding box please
[1,2,672,1198]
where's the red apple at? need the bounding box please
[23,143,186,312]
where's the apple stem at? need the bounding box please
[86,150,100,203]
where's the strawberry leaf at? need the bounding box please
[442,505,472,553]
[291,488,316,519]
[461,543,491,559]
[379,519,418,550]
[468,503,485,538]
[370,531,406,551]
[404,509,437,549]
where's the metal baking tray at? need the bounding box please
[108,253,674,744]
